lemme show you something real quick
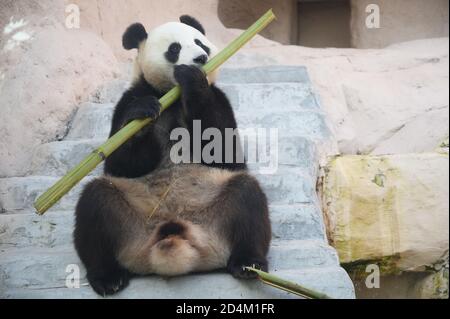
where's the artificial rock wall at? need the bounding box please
[350,0,449,48]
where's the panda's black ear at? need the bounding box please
[123,23,148,50]
[180,15,205,35]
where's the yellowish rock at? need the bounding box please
[321,153,449,273]
[415,266,449,299]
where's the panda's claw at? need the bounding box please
[227,259,268,280]
[122,96,161,126]
[87,271,130,297]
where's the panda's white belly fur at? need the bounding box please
[107,165,236,276]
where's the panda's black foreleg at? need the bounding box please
[174,64,237,128]
[219,174,272,279]
[110,95,161,137]
[173,64,213,118]
[105,95,162,177]
[74,179,131,296]
[174,64,247,171]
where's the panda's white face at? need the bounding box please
[135,22,219,92]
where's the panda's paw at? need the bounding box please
[227,258,268,280]
[87,271,130,297]
[174,64,208,89]
[123,96,161,125]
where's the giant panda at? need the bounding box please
[73,16,271,296]
[104,15,246,178]
[74,163,271,296]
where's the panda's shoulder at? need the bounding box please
[209,84,233,106]
[127,76,162,98]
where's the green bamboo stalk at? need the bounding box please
[245,267,332,299]
[34,9,276,215]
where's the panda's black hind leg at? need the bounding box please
[74,179,132,296]
[218,174,271,280]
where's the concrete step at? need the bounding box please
[0,245,354,299]
[0,204,326,249]
[84,66,318,110]
[269,240,339,270]
[64,82,322,142]
[0,176,95,213]
[0,166,318,212]
[29,134,319,177]
[29,139,105,177]
[270,205,326,241]
[28,136,318,178]
[0,240,340,277]
[237,111,330,141]
[1,267,354,299]
[66,85,318,139]
[219,82,321,114]
[66,103,114,140]
[218,66,312,84]
[254,166,317,205]
[66,85,319,141]
[218,66,327,141]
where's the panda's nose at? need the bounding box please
[193,54,208,65]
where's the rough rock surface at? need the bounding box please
[0,66,355,299]
[350,0,449,48]
[416,265,449,299]
[0,0,120,177]
[320,152,449,274]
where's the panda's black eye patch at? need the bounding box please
[165,42,182,63]
[195,39,210,56]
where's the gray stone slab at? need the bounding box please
[218,66,311,84]
[237,111,331,141]
[2,266,355,299]
[66,103,114,140]
[245,136,319,178]
[0,212,74,249]
[29,140,105,176]
[253,166,317,205]
[219,83,321,114]
[0,244,354,299]
[0,239,340,288]
[269,204,326,241]
[268,240,340,271]
[0,176,94,212]
[0,202,326,250]
[0,166,316,213]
